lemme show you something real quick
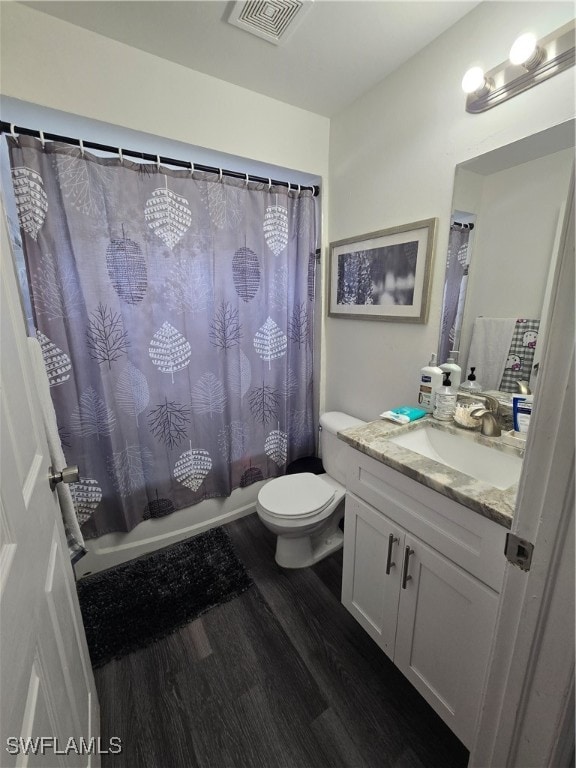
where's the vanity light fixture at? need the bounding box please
[509,33,545,69]
[464,20,575,113]
[461,66,492,97]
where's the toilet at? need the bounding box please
[256,411,366,568]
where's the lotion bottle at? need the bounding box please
[418,353,443,412]
[440,351,462,390]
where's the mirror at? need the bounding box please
[438,120,574,395]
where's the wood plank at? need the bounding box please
[94,513,468,768]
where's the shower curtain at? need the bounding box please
[438,225,471,364]
[8,135,317,539]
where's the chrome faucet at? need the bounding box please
[469,406,502,437]
[457,393,502,436]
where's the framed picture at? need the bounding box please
[328,218,437,322]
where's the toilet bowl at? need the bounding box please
[256,411,366,568]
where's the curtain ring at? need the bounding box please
[156,155,161,170]
[10,124,17,139]
[245,173,249,188]
[39,130,46,149]
[218,168,223,182]
[79,139,85,157]
[118,147,123,164]
[189,161,194,176]
[268,178,272,191]
[297,184,301,193]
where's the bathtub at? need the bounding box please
[74,480,264,578]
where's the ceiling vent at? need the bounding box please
[228,1,313,46]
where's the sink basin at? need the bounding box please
[388,425,522,490]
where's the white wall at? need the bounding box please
[0,4,329,179]
[2,1,575,426]
[327,2,575,421]
[456,147,573,374]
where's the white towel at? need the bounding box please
[467,317,517,391]
[27,337,85,549]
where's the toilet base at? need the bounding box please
[275,528,344,569]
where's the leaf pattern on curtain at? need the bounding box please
[228,349,252,398]
[218,421,250,461]
[270,265,288,310]
[69,477,102,526]
[307,252,317,302]
[54,149,110,217]
[147,397,191,449]
[239,464,264,488]
[70,386,116,438]
[209,302,242,350]
[288,302,310,348]
[233,247,261,302]
[144,177,192,249]
[265,425,288,467]
[173,444,212,491]
[165,257,213,315]
[202,181,243,230]
[107,443,153,497]
[33,253,83,320]
[253,317,288,368]
[8,134,317,539]
[11,166,48,240]
[143,491,175,520]
[149,322,192,383]
[263,203,288,256]
[248,382,279,425]
[106,231,147,305]
[115,362,150,426]
[86,303,130,368]
[191,373,227,417]
[37,330,72,387]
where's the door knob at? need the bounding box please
[49,465,79,491]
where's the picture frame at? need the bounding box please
[328,218,437,323]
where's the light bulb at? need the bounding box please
[461,67,487,95]
[509,33,540,67]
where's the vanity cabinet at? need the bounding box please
[341,448,507,749]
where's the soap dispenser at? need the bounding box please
[459,366,483,393]
[433,372,457,421]
[440,351,462,390]
[418,353,443,412]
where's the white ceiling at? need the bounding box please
[21,1,481,117]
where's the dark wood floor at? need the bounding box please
[94,513,469,768]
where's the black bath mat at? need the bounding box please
[77,527,252,668]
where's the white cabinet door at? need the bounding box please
[0,204,99,766]
[341,494,404,657]
[394,534,499,748]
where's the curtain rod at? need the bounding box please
[0,121,320,197]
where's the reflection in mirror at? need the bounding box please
[438,120,574,395]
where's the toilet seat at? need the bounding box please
[258,473,336,519]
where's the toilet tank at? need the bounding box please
[319,411,366,484]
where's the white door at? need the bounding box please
[0,203,99,766]
[394,534,499,749]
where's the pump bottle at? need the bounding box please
[433,372,457,421]
[418,353,443,412]
[440,351,462,390]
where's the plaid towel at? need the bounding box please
[499,319,540,393]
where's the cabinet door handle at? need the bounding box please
[385,534,398,575]
[402,546,414,589]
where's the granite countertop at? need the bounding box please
[338,416,524,529]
